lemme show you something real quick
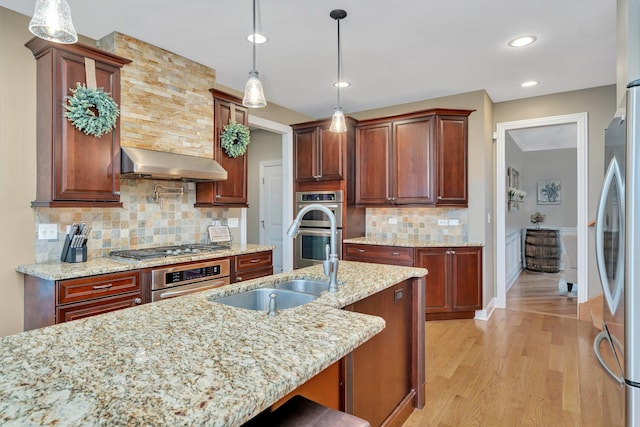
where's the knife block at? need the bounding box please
[60,234,87,263]
[64,247,87,263]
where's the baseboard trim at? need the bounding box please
[474,297,497,321]
[381,390,416,427]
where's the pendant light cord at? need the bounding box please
[252,0,257,72]
[336,16,342,108]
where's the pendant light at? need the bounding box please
[329,9,347,133]
[29,0,78,44]
[243,0,267,108]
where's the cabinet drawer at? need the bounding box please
[345,244,414,266]
[235,251,273,272]
[57,271,141,305]
[235,266,273,283]
[57,291,143,323]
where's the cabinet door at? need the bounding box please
[351,281,412,426]
[213,99,249,205]
[294,127,318,182]
[451,247,482,312]
[436,115,468,206]
[54,49,121,203]
[416,248,450,313]
[393,116,435,205]
[355,122,392,205]
[317,126,344,181]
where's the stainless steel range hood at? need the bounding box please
[120,147,227,182]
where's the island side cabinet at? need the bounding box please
[23,270,143,330]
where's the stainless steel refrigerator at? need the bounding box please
[594,79,640,426]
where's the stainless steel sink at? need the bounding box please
[212,288,318,311]
[274,279,330,296]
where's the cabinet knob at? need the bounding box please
[446,251,451,255]
[134,298,142,304]
[113,191,121,196]
[391,197,396,201]
[451,250,456,255]
[237,276,243,282]
[438,196,443,200]
[215,194,221,199]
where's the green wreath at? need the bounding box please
[65,83,119,138]
[220,122,251,158]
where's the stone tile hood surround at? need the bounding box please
[97,32,226,181]
[120,146,228,181]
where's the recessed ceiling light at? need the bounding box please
[333,81,351,88]
[508,35,537,48]
[247,33,268,44]
[521,80,539,87]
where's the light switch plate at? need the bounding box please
[38,223,57,240]
[388,217,398,225]
[438,219,448,226]
[227,217,239,228]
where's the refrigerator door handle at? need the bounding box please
[593,330,625,387]
[595,157,625,315]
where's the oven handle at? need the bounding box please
[158,279,229,299]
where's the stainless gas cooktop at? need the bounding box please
[109,244,230,261]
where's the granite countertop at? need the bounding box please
[343,235,484,248]
[16,243,275,281]
[1,261,427,426]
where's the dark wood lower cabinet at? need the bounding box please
[23,270,143,330]
[416,246,482,320]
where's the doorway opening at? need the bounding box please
[496,113,588,313]
[247,115,294,272]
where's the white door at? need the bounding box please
[260,161,283,273]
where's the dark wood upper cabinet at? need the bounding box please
[292,118,355,184]
[355,109,472,207]
[26,38,131,208]
[436,114,469,206]
[195,90,249,207]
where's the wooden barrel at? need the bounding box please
[524,228,561,273]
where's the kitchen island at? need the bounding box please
[2,261,426,426]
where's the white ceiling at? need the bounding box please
[0,0,617,119]
[508,124,577,151]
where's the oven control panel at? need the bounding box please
[166,265,222,284]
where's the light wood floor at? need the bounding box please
[506,270,578,319]
[404,309,606,426]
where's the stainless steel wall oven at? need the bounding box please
[294,190,343,268]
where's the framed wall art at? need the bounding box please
[537,179,561,204]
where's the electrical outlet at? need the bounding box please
[227,217,239,228]
[388,217,398,225]
[38,224,57,240]
[438,219,448,226]
[448,219,460,226]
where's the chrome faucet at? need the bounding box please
[287,204,339,292]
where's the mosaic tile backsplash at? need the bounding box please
[34,179,228,263]
[366,207,469,242]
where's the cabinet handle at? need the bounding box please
[236,276,243,282]
[357,249,366,253]
[134,298,142,304]
[113,191,121,196]
[92,283,113,290]
[215,194,221,199]
[250,259,261,263]
[438,196,443,200]
[391,252,400,256]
